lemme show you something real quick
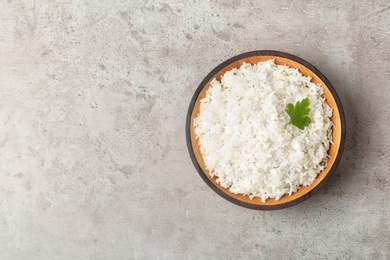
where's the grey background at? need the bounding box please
[0,0,389,259]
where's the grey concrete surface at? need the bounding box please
[0,0,389,259]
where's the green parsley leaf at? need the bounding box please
[285,98,311,130]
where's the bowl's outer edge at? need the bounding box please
[186,50,346,210]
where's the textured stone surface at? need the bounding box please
[0,0,389,259]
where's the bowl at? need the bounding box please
[186,50,346,210]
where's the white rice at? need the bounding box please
[194,59,333,202]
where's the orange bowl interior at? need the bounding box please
[190,55,342,207]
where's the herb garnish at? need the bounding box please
[285,98,311,130]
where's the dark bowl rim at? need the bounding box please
[185,50,346,210]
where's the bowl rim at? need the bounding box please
[186,50,346,210]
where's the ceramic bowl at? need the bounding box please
[186,50,346,210]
